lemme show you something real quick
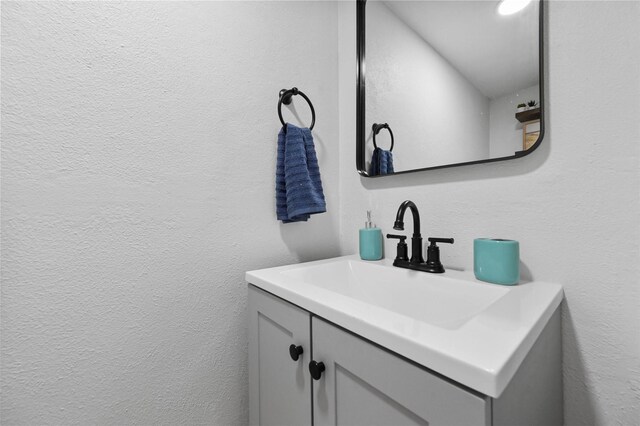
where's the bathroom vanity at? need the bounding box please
[247,256,563,426]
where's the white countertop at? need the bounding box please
[246,255,563,398]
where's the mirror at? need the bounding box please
[356,0,544,177]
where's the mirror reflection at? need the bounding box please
[361,0,542,176]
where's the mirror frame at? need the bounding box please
[356,0,546,177]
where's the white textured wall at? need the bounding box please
[339,1,639,425]
[365,2,489,172]
[1,2,340,424]
[489,84,540,158]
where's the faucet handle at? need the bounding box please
[386,234,409,261]
[425,237,454,273]
[428,237,454,245]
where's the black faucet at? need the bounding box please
[393,200,424,263]
[387,200,454,273]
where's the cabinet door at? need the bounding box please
[248,286,311,426]
[311,318,490,426]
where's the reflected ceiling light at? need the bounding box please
[497,0,532,16]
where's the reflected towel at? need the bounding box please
[276,123,326,223]
[369,147,394,176]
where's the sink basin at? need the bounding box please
[246,255,563,398]
[282,259,508,330]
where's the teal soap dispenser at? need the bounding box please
[359,211,383,261]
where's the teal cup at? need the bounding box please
[474,238,519,285]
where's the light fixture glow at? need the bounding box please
[498,0,532,16]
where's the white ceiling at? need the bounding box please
[382,0,540,99]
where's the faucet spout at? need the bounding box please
[393,200,423,263]
[394,201,421,237]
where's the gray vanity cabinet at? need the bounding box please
[311,317,489,426]
[248,285,561,426]
[248,286,312,426]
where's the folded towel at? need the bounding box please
[276,123,326,223]
[369,147,394,176]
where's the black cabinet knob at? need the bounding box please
[289,344,303,361]
[309,360,325,380]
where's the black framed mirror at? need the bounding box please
[357,0,545,177]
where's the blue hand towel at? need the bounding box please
[369,147,394,176]
[276,123,326,223]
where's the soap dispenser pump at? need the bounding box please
[359,211,383,261]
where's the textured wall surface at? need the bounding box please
[339,1,639,425]
[1,2,340,424]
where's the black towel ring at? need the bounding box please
[278,87,316,130]
[372,123,394,152]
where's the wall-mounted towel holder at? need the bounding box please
[278,87,316,130]
[372,123,394,152]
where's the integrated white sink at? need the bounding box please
[282,259,509,330]
[246,255,563,398]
